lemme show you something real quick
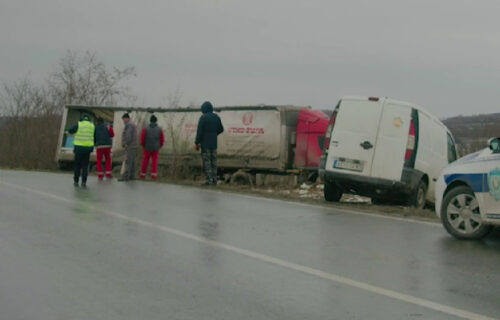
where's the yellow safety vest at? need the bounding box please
[74,121,95,147]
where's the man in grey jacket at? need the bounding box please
[118,113,138,181]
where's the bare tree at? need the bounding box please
[0,78,59,168]
[48,51,137,111]
[0,51,137,169]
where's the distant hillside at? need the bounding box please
[443,113,500,156]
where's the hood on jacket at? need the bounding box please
[149,122,158,128]
[201,101,213,114]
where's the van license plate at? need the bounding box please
[333,159,364,172]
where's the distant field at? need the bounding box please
[443,113,500,156]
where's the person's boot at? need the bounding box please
[117,177,129,182]
[73,181,79,187]
[81,182,87,188]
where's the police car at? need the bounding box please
[435,138,500,239]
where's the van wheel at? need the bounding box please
[324,182,342,202]
[441,186,491,240]
[409,180,427,209]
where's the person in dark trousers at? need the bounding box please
[67,114,95,188]
[195,101,224,185]
[94,118,115,180]
[139,115,165,179]
[118,113,138,181]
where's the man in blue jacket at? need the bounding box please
[195,101,224,185]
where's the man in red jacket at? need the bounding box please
[139,115,164,179]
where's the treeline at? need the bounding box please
[443,113,500,156]
[0,51,135,169]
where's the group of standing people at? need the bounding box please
[118,113,166,181]
[68,101,224,188]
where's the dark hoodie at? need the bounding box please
[195,101,224,150]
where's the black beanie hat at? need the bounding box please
[150,115,157,123]
[122,113,130,119]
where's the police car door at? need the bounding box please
[482,149,500,220]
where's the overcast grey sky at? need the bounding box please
[1,0,499,118]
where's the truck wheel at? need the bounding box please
[441,186,491,240]
[409,180,427,209]
[324,182,342,202]
[230,171,251,185]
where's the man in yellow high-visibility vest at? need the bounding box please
[66,114,95,188]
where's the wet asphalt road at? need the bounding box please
[1,170,500,320]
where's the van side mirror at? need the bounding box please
[488,137,500,153]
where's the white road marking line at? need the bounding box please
[1,180,496,320]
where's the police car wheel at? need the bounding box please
[324,182,342,202]
[441,186,492,240]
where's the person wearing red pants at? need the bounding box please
[94,118,115,180]
[140,115,164,179]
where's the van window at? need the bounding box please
[447,133,457,163]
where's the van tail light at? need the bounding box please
[323,111,337,150]
[405,120,415,161]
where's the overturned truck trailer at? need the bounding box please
[56,104,328,183]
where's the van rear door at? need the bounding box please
[325,98,383,177]
[371,102,411,181]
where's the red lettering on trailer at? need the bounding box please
[228,127,264,134]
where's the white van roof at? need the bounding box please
[340,96,451,134]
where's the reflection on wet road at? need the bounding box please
[1,170,499,320]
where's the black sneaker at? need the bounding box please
[73,182,79,187]
[81,183,87,188]
[117,177,129,182]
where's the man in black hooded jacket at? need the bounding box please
[195,101,224,185]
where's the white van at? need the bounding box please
[318,96,457,208]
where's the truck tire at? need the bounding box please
[409,179,427,209]
[324,181,342,202]
[441,186,492,240]
[230,171,251,185]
